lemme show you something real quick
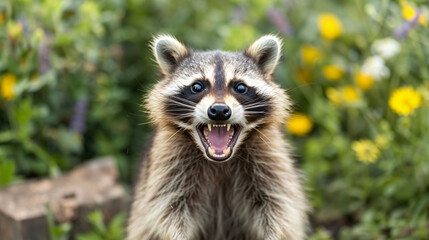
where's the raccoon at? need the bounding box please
[127,35,308,240]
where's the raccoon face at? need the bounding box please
[147,35,289,162]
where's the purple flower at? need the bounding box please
[18,17,30,35]
[394,9,422,39]
[266,8,293,36]
[38,40,51,74]
[70,99,88,135]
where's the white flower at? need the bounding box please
[371,38,401,59]
[361,55,390,81]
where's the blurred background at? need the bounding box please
[1,0,428,239]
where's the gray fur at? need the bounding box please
[127,35,309,240]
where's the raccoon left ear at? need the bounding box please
[245,35,282,76]
[152,35,190,76]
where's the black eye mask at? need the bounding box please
[164,79,210,123]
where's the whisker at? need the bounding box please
[159,92,197,106]
[244,106,269,110]
[137,121,152,126]
[241,99,271,105]
[169,95,197,106]
[166,128,185,142]
[173,114,195,120]
[166,109,195,112]
[166,100,196,109]
[253,127,272,145]
[245,111,267,114]
[243,101,270,106]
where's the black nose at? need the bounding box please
[208,104,231,121]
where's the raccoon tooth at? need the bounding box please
[208,124,212,131]
[226,124,231,131]
[229,130,234,138]
[208,147,215,156]
[204,127,209,137]
[223,147,231,156]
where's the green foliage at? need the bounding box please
[76,210,125,240]
[46,204,72,240]
[1,0,429,239]
[0,161,15,187]
[45,205,124,240]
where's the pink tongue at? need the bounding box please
[208,127,229,153]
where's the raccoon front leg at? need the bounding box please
[128,184,210,240]
[232,186,307,240]
[128,196,200,239]
[128,158,214,239]
[229,159,307,239]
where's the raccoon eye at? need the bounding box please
[190,81,204,93]
[235,83,248,94]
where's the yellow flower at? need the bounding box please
[352,139,380,164]
[323,65,344,81]
[343,86,361,103]
[401,2,427,26]
[354,72,374,90]
[0,12,6,26]
[296,68,313,84]
[1,73,17,101]
[317,13,343,40]
[326,86,361,106]
[287,113,313,137]
[375,135,389,149]
[7,22,23,39]
[326,87,341,105]
[389,86,422,115]
[300,45,322,65]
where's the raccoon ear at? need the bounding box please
[152,35,190,75]
[245,35,282,76]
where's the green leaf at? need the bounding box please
[0,161,15,188]
[45,204,72,240]
[77,232,104,240]
[107,212,125,239]
[87,210,107,234]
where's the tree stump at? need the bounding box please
[0,156,129,240]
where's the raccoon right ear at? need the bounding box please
[152,35,190,75]
[245,35,282,76]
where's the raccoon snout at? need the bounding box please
[208,104,231,121]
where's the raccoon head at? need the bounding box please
[146,35,290,162]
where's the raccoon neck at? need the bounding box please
[239,125,290,162]
[150,126,206,166]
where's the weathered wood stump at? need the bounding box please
[0,156,129,240]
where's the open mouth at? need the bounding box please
[196,124,241,161]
